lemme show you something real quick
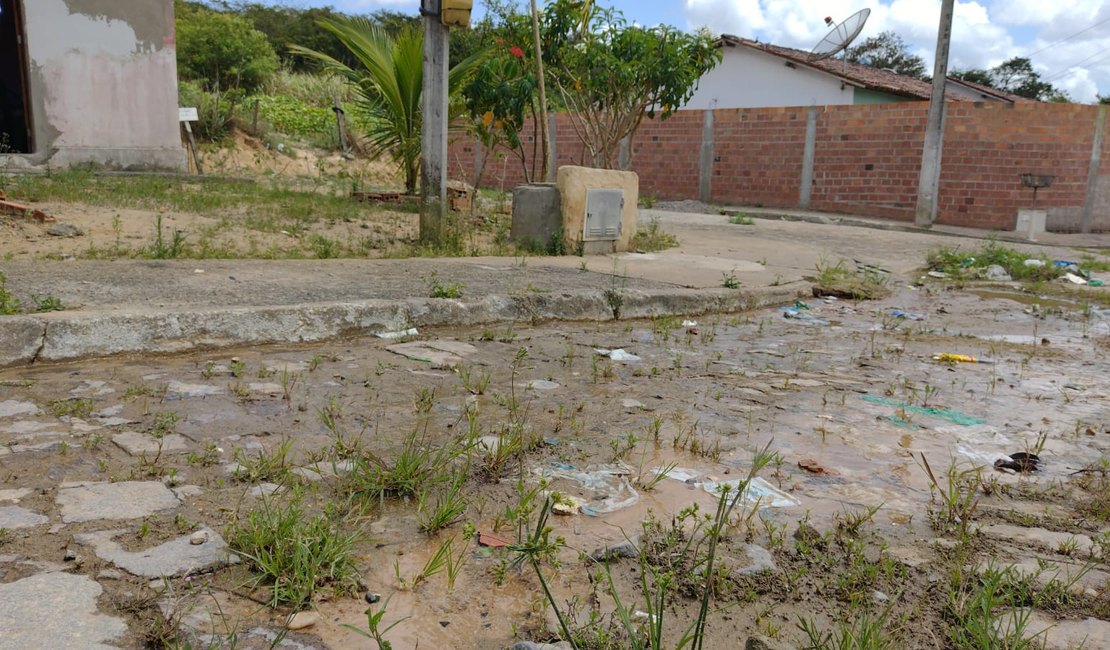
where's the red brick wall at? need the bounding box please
[447,102,1108,232]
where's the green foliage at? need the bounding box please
[846,31,927,80]
[175,1,278,92]
[0,272,22,315]
[228,495,359,610]
[424,271,464,298]
[231,2,358,71]
[463,39,537,179]
[291,18,481,194]
[952,57,1069,102]
[540,0,721,168]
[251,94,336,137]
[178,80,241,143]
[32,295,65,313]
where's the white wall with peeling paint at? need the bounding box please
[15,0,184,169]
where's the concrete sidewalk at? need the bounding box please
[1,207,1103,366]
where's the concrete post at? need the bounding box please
[698,110,714,203]
[799,106,817,209]
[1081,105,1107,234]
[419,0,449,246]
[548,113,558,178]
[914,0,955,228]
[618,136,630,170]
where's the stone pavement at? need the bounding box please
[1,206,1105,367]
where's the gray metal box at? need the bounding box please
[583,188,623,241]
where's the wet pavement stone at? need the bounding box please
[0,572,128,649]
[56,480,181,523]
[75,526,239,578]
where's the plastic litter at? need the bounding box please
[533,463,639,515]
[793,300,810,310]
[1052,260,1077,268]
[1089,279,1105,287]
[932,353,995,365]
[861,394,986,426]
[1023,259,1046,268]
[1061,272,1088,285]
[781,306,829,326]
[890,309,926,321]
[927,271,948,279]
[374,327,419,340]
[701,477,799,508]
[594,348,641,362]
[994,452,1040,473]
[681,320,698,328]
[984,265,1012,281]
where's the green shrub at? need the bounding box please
[176,0,279,92]
[178,81,241,143]
[250,94,335,138]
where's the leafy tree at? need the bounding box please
[463,39,538,188]
[539,0,721,169]
[845,30,928,80]
[175,0,278,92]
[952,57,1070,102]
[229,3,356,72]
[291,18,481,195]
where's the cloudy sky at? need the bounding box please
[286,0,1110,102]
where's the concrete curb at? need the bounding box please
[0,286,800,368]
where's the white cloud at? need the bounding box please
[683,0,1110,101]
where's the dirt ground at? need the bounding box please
[2,277,1110,648]
[0,131,510,262]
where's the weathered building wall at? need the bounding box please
[11,0,184,170]
[448,102,1110,233]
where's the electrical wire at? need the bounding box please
[1042,43,1110,82]
[1024,14,1110,59]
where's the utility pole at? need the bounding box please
[914,0,955,228]
[420,0,450,245]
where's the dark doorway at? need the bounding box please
[0,0,31,153]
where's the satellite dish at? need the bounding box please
[808,8,871,62]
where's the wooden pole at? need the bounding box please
[529,0,552,182]
[182,121,203,175]
[420,0,449,245]
[332,93,349,153]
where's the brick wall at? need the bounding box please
[447,101,1110,232]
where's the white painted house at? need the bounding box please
[685,35,1023,110]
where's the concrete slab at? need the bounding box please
[0,400,41,418]
[56,481,181,523]
[0,505,49,529]
[0,572,128,649]
[112,431,190,456]
[75,526,238,578]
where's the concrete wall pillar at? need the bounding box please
[799,106,818,209]
[1081,104,1107,234]
[698,110,714,203]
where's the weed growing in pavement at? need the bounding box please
[0,272,22,314]
[346,426,472,503]
[417,468,469,534]
[342,593,407,649]
[228,493,359,610]
[918,454,980,536]
[232,437,294,484]
[49,397,94,419]
[945,561,1050,650]
[394,534,468,592]
[457,365,491,395]
[151,213,187,259]
[31,294,65,312]
[630,217,679,252]
[811,259,889,300]
[728,212,754,225]
[423,271,463,298]
[927,241,1060,282]
[148,410,180,437]
[721,269,740,289]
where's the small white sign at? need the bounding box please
[178,107,198,122]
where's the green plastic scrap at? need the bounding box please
[861,395,986,426]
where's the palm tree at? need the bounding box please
[292,18,479,194]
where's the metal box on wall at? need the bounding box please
[583,188,624,241]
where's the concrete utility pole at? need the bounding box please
[420,0,450,245]
[529,0,552,182]
[914,0,955,228]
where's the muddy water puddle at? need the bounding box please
[1,285,1109,648]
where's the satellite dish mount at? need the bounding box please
[808,8,871,62]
